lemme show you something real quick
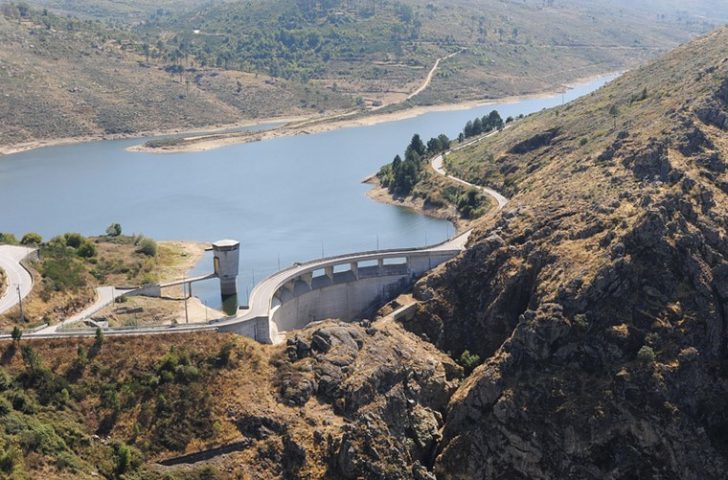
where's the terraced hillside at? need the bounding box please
[3,0,726,152]
[0,5,353,151]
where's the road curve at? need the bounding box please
[0,246,35,315]
[9,232,469,341]
[431,154,509,210]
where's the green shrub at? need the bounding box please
[0,396,12,416]
[64,233,84,249]
[20,232,42,246]
[19,421,67,455]
[136,237,158,257]
[214,342,236,368]
[8,390,36,413]
[0,233,18,245]
[573,314,589,330]
[40,244,87,291]
[0,368,11,391]
[458,350,481,374]
[76,241,97,258]
[114,442,131,474]
[637,345,656,365]
[105,223,122,237]
[94,327,105,348]
[0,446,21,474]
[175,365,201,384]
[54,451,82,472]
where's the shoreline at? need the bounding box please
[364,176,486,236]
[0,70,623,157]
[128,70,622,154]
[0,114,309,156]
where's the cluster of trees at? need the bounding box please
[0,232,42,246]
[138,0,422,81]
[0,334,247,477]
[458,110,504,141]
[378,133,450,196]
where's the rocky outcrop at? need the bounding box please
[398,27,728,480]
[274,321,461,479]
[508,128,561,154]
[696,77,728,130]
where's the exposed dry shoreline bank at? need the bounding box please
[0,71,621,157]
[0,115,307,156]
[364,175,488,236]
[128,71,621,154]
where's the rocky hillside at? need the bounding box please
[398,25,728,478]
[0,318,463,479]
[3,14,728,480]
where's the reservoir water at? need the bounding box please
[0,73,618,309]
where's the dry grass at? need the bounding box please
[0,238,205,329]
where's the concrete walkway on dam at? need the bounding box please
[9,232,471,342]
[213,230,472,343]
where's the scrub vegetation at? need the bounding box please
[0,230,194,330]
[0,333,267,479]
[3,0,726,150]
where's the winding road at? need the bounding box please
[406,49,464,101]
[431,128,510,210]
[0,246,34,315]
[431,154,508,210]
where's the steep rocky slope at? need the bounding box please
[0,318,461,479]
[400,25,728,479]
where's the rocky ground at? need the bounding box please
[395,25,728,479]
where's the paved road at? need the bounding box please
[34,286,134,334]
[431,154,509,210]
[10,232,469,340]
[0,246,35,315]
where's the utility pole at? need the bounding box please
[17,285,24,323]
[204,300,208,322]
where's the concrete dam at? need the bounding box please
[215,231,470,343]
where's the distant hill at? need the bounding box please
[0,4,353,150]
[2,0,726,151]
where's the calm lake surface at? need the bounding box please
[0,73,618,308]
